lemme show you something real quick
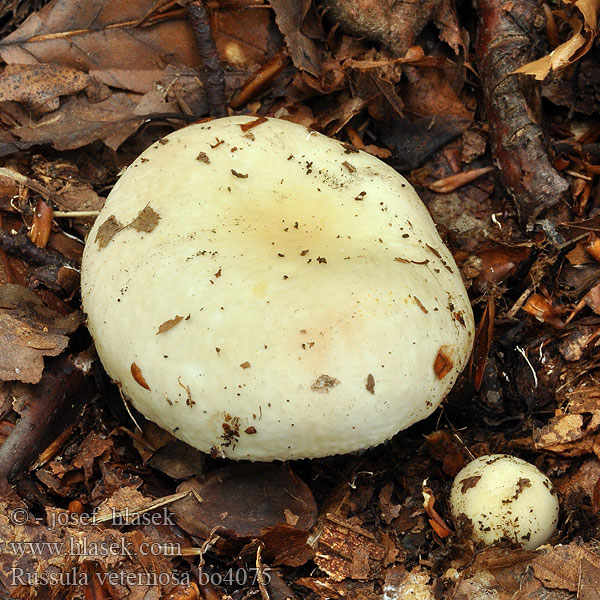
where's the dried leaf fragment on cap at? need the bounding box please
[129,205,160,233]
[311,374,340,392]
[434,346,453,379]
[156,315,184,335]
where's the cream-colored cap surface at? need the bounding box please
[81,116,474,460]
[450,454,559,549]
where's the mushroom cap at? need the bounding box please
[449,454,559,550]
[81,116,474,461]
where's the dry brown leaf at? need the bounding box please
[0,0,199,94]
[531,542,600,593]
[514,0,600,80]
[129,205,160,233]
[94,486,151,523]
[0,284,81,384]
[555,457,600,501]
[0,1,277,151]
[514,386,600,455]
[434,0,467,55]
[259,524,315,567]
[270,0,322,76]
[156,315,184,335]
[171,464,317,540]
[0,63,109,112]
[425,430,466,475]
[534,414,589,447]
[296,577,377,599]
[12,94,144,151]
[95,215,123,249]
[324,0,443,58]
[147,439,206,480]
[454,547,567,600]
[378,484,402,525]
[514,27,587,79]
[71,431,113,481]
[214,5,272,69]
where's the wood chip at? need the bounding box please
[131,362,150,390]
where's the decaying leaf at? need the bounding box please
[95,215,123,249]
[128,205,160,233]
[513,386,600,456]
[12,94,144,151]
[269,0,322,76]
[0,0,200,94]
[378,484,402,525]
[425,430,466,476]
[0,63,109,111]
[171,464,317,540]
[296,577,377,599]
[453,546,555,599]
[514,0,600,80]
[324,0,445,57]
[147,439,206,481]
[531,542,600,594]
[95,205,160,250]
[0,284,81,383]
[71,431,113,482]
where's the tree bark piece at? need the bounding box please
[476,0,569,227]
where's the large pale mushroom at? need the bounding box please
[81,116,474,461]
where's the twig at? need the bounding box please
[256,545,270,600]
[230,46,290,108]
[54,210,100,218]
[0,166,53,200]
[0,228,76,269]
[554,142,600,157]
[94,489,195,524]
[475,0,569,227]
[0,355,95,490]
[428,167,493,194]
[506,286,533,319]
[187,1,227,117]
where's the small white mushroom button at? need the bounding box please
[450,454,559,550]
